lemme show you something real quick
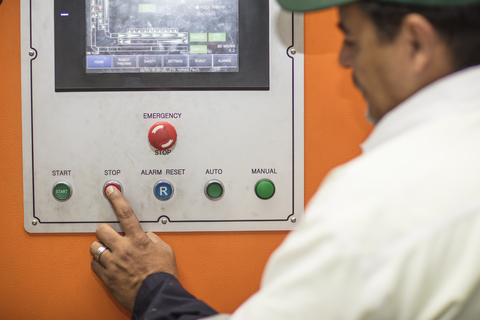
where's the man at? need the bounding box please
[90,0,480,319]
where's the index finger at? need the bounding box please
[105,185,145,237]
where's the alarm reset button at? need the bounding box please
[148,122,177,151]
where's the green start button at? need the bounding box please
[255,179,276,200]
[52,182,72,201]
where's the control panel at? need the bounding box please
[21,0,304,233]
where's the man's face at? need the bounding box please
[338,3,409,124]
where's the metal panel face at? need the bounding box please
[21,0,304,233]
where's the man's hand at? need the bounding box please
[90,185,178,312]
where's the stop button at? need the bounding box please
[148,122,177,151]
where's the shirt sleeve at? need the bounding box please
[132,272,219,320]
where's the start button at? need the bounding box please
[52,181,73,201]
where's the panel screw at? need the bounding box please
[29,50,35,57]
[32,220,38,225]
[161,218,168,224]
[290,217,297,223]
[289,48,297,55]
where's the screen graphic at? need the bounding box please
[86,0,239,73]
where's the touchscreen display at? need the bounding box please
[86,0,239,73]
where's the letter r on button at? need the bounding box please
[160,187,168,196]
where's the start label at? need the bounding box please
[52,170,72,176]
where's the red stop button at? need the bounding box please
[103,181,123,198]
[148,122,177,151]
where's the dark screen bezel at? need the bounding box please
[54,0,269,92]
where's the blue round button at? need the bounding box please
[154,181,174,201]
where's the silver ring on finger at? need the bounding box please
[94,245,109,262]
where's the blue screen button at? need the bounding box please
[87,56,112,68]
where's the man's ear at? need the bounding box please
[399,13,440,75]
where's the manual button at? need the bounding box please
[255,179,275,200]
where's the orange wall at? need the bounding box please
[0,2,371,319]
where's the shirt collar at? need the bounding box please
[361,65,480,153]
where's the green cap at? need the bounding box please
[278,0,480,12]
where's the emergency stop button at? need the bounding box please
[148,122,177,151]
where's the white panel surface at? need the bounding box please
[22,0,304,233]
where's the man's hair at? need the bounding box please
[359,0,480,71]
